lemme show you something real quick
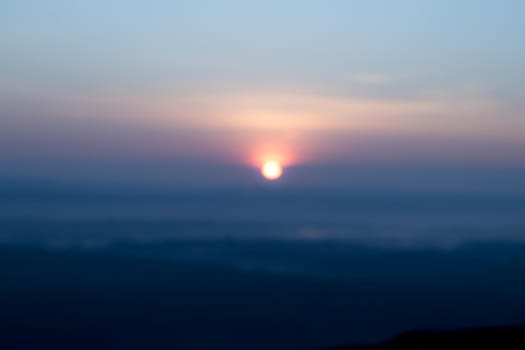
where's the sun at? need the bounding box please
[261,161,283,180]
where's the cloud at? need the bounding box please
[1,83,523,171]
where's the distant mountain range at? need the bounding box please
[1,241,525,349]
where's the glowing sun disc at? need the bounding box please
[261,161,283,180]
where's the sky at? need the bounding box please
[1,0,525,191]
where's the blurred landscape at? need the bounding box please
[2,1,525,348]
[1,184,524,349]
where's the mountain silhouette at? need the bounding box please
[325,327,525,349]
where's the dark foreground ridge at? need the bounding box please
[325,327,525,350]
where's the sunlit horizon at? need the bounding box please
[1,1,524,193]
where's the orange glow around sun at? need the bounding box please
[249,144,297,181]
[250,146,295,167]
[261,161,283,180]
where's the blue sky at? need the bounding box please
[3,1,525,92]
[1,0,524,191]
